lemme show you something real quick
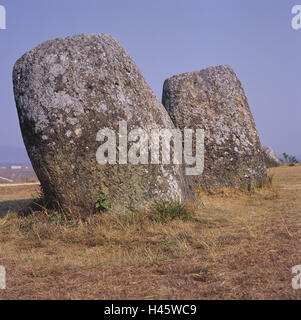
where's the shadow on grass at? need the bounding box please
[0,199,39,218]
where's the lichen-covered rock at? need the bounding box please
[262,146,282,168]
[13,34,195,215]
[162,65,267,190]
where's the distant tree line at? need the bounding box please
[282,153,299,165]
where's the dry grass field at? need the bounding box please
[0,166,300,300]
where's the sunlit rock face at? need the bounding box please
[162,65,267,190]
[13,34,195,216]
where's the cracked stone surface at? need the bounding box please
[13,34,195,215]
[162,65,267,190]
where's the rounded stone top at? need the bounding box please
[164,64,236,83]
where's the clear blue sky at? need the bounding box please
[0,0,300,158]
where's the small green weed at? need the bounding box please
[95,194,108,213]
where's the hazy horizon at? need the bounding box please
[0,1,300,161]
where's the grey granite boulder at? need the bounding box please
[262,146,282,168]
[162,65,267,190]
[13,34,195,216]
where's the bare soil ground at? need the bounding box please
[0,166,300,300]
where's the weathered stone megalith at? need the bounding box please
[262,146,282,168]
[13,34,195,215]
[162,65,267,190]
